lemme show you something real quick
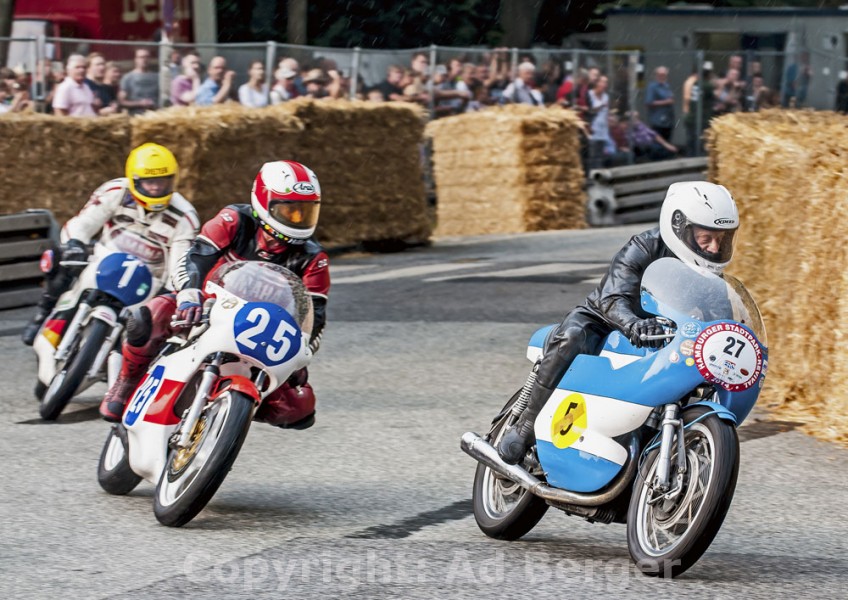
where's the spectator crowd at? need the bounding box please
[0,47,818,169]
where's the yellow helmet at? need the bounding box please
[125,143,178,212]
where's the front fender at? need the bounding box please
[685,401,738,426]
[212,375,261,403]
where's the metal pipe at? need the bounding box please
[460,431,639,507]
[55,303,92,360]
[654,403,680,490]
[87,322,123,379]
[176,353,223,448]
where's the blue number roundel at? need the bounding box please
[95,252,153,306]
[233,302,302,366]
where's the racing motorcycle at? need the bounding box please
[33,229,165,420]
[96,261,313,527]
[461,257,768,578]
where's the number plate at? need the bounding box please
[233,302,302,366]
[693,323,764,391]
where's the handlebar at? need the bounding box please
[639,317,677,341]
[59,260,90,267]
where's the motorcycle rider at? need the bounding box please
[497,181,739,465]
[22,143,199,347]
[99,160,330,429]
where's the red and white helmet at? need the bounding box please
[251,160,321,243]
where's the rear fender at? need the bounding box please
[212,375,261,403]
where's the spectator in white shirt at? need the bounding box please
[52,54,96,117]
[501,62,544,106]
[238,61,269,108]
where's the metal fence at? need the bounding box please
[2,35,846,158]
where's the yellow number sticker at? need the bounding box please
[551,392,588,449]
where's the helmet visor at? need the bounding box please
[269,201,320,231]
[685,224,736,264]
[135,175,174,199]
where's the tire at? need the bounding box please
[39,319,111,421]
[626,406,740,578]
[471,390,549,540]
[97,424,142,495]
[153,390,255,527]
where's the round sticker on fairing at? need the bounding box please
[693,323,763,391]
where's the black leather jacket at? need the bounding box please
[580,227,675,332]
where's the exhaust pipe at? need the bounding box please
[460,431,639,508]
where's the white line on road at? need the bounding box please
[424,262,608,282]
[332,262,492,284]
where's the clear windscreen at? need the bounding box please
[641,257,767,345]
[101,226,167,279]
[208,261,313,329]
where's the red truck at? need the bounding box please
[8,0,194,69]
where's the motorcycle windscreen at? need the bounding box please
[640,257,767,347]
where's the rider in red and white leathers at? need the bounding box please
[99,160,330,429]
[22,143,200,347]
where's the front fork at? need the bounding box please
[175,352,224,449]
[652,403,687,493]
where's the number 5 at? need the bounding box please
[266,320,298,362]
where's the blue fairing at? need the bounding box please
[536,440,624,492]
[528,325,556,350]
[95,252,153,306]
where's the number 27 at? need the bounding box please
[723,336,745,358]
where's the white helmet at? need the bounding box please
[659,181,739,274]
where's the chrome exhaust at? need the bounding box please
[460,431,639,508]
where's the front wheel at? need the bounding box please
[471,390,549,540]
[40,319,111,421]
[97,424,142,495]
[153,390,255,527]
[627,406,740,578]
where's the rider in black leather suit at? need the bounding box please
[497,181,741,465]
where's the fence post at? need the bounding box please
[349,46,361,100]
[35,33,46,108]
[428,44,437,118]
[628,51,640,164]
[571,48,581,107]
[28,37,38,106]
[510,47,519,78]
[695,49,705,157]
[158,37,171,108]
[265,40,275,104]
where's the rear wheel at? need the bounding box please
[627,406,740,578]
[40,319,111,421]
[97,424,142,495]
[153,390,255,527]
[471,390,549,540]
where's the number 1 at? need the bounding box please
[118,258,140,289]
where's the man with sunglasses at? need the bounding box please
[100,161,330,428]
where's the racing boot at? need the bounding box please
[254,379,316,430]
[21,293,58,346]
[99,345,151,422]
[497,381,556,465]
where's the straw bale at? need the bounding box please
[707,109,848,446]
[268,99,431,245]
[426,105,586,237]
[0,113,131,222]
[131,104,304,223]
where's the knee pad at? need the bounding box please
[125,306,152,347]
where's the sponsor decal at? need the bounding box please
[39,249,54,274]
[221,297,238,309]
[292,181,315,195]
[669,351,680,364]
[125,365,165,426]
[681,322,702,338]
[693,322,763,392]
[221,212,234,222]
[136,282,150,297]
[550,393,588,450]
[714,218,736,226]
[143,166,170,175]
[316,258,329,269]
[685,358,695,367]
[679,339,695,356]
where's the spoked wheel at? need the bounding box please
[627,406,740,578]
[153,390,255,527]
[471,390,548,540]
[39,319,110,421]
[97,424,142,495]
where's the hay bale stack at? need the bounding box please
[271,99,430,246]
[426,105,586,237]
[708,110,848,445]
[131,104,304,223]
[0,113,131,222]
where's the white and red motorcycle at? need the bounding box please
[97,261,313,527]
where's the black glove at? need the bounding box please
[626,318,666,349]
[60,239,88,264]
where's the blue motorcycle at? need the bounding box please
[461,257,768,577]
[33,230,164,420]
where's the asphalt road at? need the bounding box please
[1,225,846,599]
